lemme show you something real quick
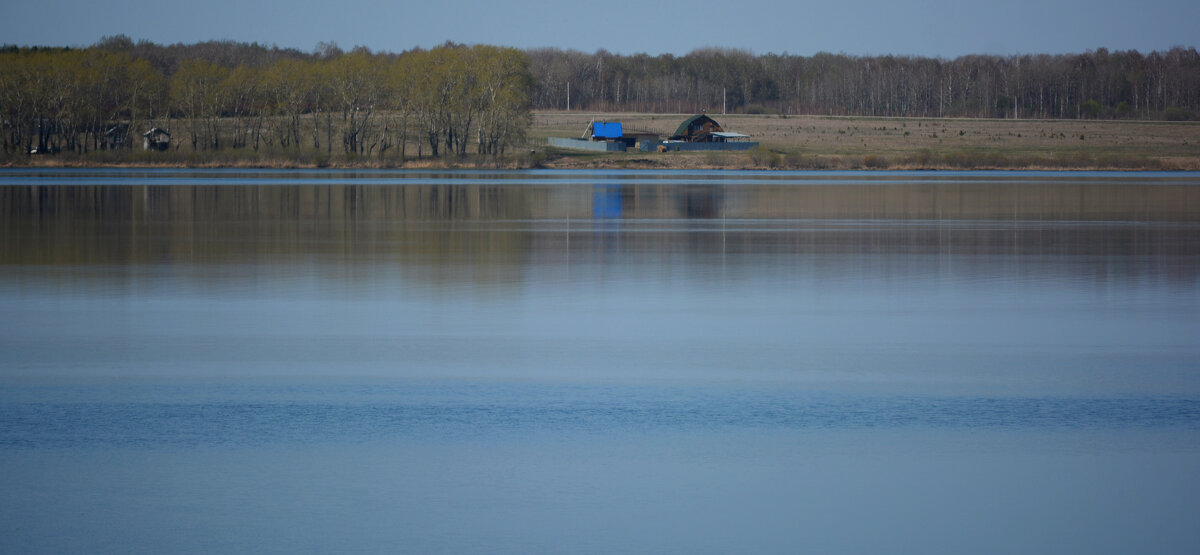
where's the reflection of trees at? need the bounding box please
[539,220,1200,288]
[735,182,1200,221]
[573,181,1199,222]
[2,181,1197,288]
[0,184,546,266]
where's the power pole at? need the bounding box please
[567,82,570,112]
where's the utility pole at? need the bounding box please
[723,87,726,115]
[567,82,570,112]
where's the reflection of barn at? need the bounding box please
[669,113,749,143]
[677,185,723,218]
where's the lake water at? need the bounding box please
[2,169,1199,553]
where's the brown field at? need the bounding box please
[6,112,1197,170]
[531,111,1200,170]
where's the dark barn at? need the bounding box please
[670,113,726,142]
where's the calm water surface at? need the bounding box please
[2,169,1199,553]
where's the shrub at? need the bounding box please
[743,104,778,115]
[745,146,782,168]
[704,151,731,166]
[863,154,889,169]
[907,149,934,168]
[1164,107,1193,121]
[783,153,832,169]
[1052,152,1092,168]
[305,148,331,168]
[517,149,548,168]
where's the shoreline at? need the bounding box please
[3,154,1195,172]
[4,112,1197,172]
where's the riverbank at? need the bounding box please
[4,113,1197,171]
[7,149,1197,171]
[534,148,1199,171]
[532,112,1200,171]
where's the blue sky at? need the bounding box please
[3,0,1196,57]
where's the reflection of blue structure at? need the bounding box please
[593,185,623,218]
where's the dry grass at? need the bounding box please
[532,111,1200,170]
[5,112,1196,170]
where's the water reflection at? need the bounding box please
[4,170,1200,555]
[2,175,1198,291]
[593,185,624,219]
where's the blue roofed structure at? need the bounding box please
[548,119,659,152]
[592,122,623,139]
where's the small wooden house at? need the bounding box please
[650,113,755,151]
[670,113,724,142]
[669,113,750,143]
[103,125,129,149]
[143,128,170,151]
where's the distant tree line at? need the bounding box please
[0,38,532,158]
[528,47,1200,120]
[3,38,1198,159]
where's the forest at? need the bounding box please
[528,46,1200,119]
[0,38,533,160]
[1,37,1198,162]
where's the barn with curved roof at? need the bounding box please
[670,114,724,142]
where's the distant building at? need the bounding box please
[590,121,624,140]
[549,119,658,152]
[103,125,129,149]
[670,113,749,143]
[143,128,170,151]
[649,113,757,151]
[552,114,755,153]
[587,121,659,149]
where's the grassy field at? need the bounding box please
[531,111,1200,170]
[5,112,1197,170]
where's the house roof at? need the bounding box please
[143,127,170,138]
[592,121,623,139]
[672,114,720,139]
